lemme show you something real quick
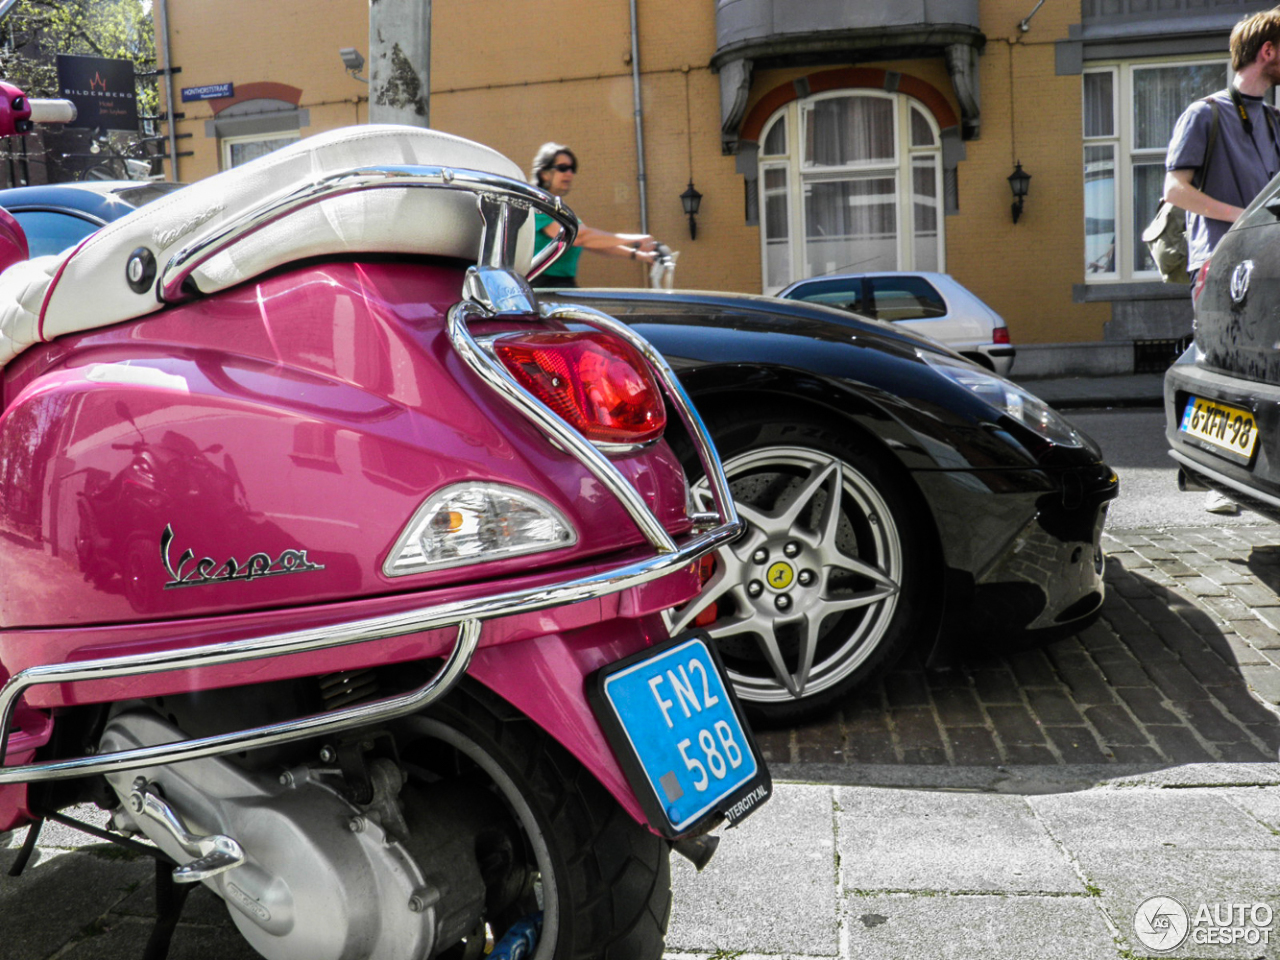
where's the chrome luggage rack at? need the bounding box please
[0,166,741,785]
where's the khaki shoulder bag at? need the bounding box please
[1142,99,1220,285]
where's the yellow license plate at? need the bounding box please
[1179,396,1258,460]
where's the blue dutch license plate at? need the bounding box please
[591,633,770,836]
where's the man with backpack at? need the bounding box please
[1164,7,1280,513]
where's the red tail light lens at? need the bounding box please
[993,325,1010,345]
[494,331,666,445]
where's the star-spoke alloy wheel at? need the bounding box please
[674,414,935,723]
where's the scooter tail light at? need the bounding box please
[383,482,577,577]
[493,331,666,446]
[993,325,1011,345]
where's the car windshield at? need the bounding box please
[866,276,947,321]
[786,278,864,313]
[11,210,100,258]
[111,182,186,207]
[1236,170,1280,230]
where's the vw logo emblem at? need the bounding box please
[1230,259,1255,303]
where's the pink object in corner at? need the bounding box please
[0,206,28,274]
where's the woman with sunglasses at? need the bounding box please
[529,142,660,288]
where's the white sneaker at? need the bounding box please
[1204,489,1239,514]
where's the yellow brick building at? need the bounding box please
[154,0,1272,372]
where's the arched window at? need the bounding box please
[758,91,944,293]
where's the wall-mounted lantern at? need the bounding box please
[680,180,703,239]
[1008,162,1031,224]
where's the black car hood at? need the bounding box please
[552,287,1103,470]
[560,288,960,367]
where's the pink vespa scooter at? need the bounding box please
[0,86,769,960]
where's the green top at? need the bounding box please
[533,211,582,279]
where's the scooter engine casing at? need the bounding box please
[101,709,485,960]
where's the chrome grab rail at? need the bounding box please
[447,301,740,557]
[449,301,678,554]
[540,301,738,531]
[158,164,579,302]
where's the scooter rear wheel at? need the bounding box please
[397,681,671,960]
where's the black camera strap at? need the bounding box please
[1227,85,1280,176]
[1192,97,1221,193]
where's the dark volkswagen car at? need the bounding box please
[1165,179,1280,518]
[564,289,1117,723]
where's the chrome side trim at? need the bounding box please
[0,622,477,785]
[448,300,679,554]
[0,518,741,784]
[539,301,739,530]
[158,165,578,301]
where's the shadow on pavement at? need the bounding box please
[760,551,1280,793]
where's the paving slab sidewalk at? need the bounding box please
[666,771,1280,960]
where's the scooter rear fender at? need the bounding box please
[0,260,692,629]
[0,606,673,833]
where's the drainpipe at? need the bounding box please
[628,0,648,234]
[369,0,431,127]
[156,0,179,180]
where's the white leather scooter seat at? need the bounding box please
[0,124,536,369]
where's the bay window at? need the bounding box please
[758,90,944,294]
[1083,58,1227,282]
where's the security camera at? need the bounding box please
[339,48,365,72]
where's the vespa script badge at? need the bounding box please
[1230,260,1255,304]
[160,524,325,589]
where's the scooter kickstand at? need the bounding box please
[129,779,245,883]
[6,816,41,876]
[143,857,193,960]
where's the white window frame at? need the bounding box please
[1082,55,1230,283]
[220,131,300,171]
[757,90,944,294]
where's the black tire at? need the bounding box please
[673,410,937,725]
[397,681,671,960]
[962,352,995,372]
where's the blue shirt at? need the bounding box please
[1166,88,1280,270]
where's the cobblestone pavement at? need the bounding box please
[763,524,1280,775]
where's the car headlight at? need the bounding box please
[921,352,1085,447]
[383,482,577,577]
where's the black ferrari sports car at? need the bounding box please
[559,289,1118,723]
[0,176,1117,724]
